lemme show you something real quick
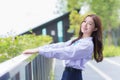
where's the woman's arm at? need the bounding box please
[22,40,72,54]
[22,48,39,54]
[41,40,72,49]
[38,41,94,60]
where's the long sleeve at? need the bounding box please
[38,38,94,60]
[40,40,72,49]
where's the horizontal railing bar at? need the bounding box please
[0,54,37,79]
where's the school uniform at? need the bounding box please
[38,37,94,80]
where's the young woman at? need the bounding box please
[22,14,103,80]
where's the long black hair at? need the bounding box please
[71,14,103,62]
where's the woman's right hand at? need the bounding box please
[22,48,39,54]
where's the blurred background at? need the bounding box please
[1,0,120,57]
[0,0,120,80]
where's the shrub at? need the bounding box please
[0,34,52,62]
[103,45,120,57]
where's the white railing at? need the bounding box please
[0,54,53,80]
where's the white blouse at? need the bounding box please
[38,37,94,70]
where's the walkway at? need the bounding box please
[54,59,65,80]
[54,56,120,80]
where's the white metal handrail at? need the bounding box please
[0,53,53,80]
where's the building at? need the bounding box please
[21,12,74,43]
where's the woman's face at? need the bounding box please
[81,16,97,36]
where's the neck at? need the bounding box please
[82,34,91,38]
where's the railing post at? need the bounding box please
[25,62,32,80]
[32,57,38,80]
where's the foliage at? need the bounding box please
[87,0,120,45]
[57,0,120,45]
[68,10,81,36]
[103,45,120,57]
[57,0,120,29]
[0,34,52,62]
[56,0,84,14]
[66,0,84,11]
[55,0,67,14]
[103,35,120,57]
[88,0,120,29]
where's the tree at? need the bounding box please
[56,0,120,45]
[88,0,120,45]
[56,0,91,37]
[56,0,84,14]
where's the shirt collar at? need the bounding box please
[80,37,93,41]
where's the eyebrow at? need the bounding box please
[85,20,94,24]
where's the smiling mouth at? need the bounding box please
[84,28,87,30]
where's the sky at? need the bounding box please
[0,0,59,37]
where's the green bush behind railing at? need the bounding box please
[0,34,53,63]
[103,37,120,57]
[103,45,120,57]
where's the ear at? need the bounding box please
[93,28,97,31]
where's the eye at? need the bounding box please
[88,23,92,25]
[87,22,93,25]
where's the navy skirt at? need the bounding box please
[61,67,83,80]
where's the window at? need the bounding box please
[42,28,47,35]
[57,21,63,42]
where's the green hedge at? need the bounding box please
[103,45,120,57]
[0,34,52,63]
